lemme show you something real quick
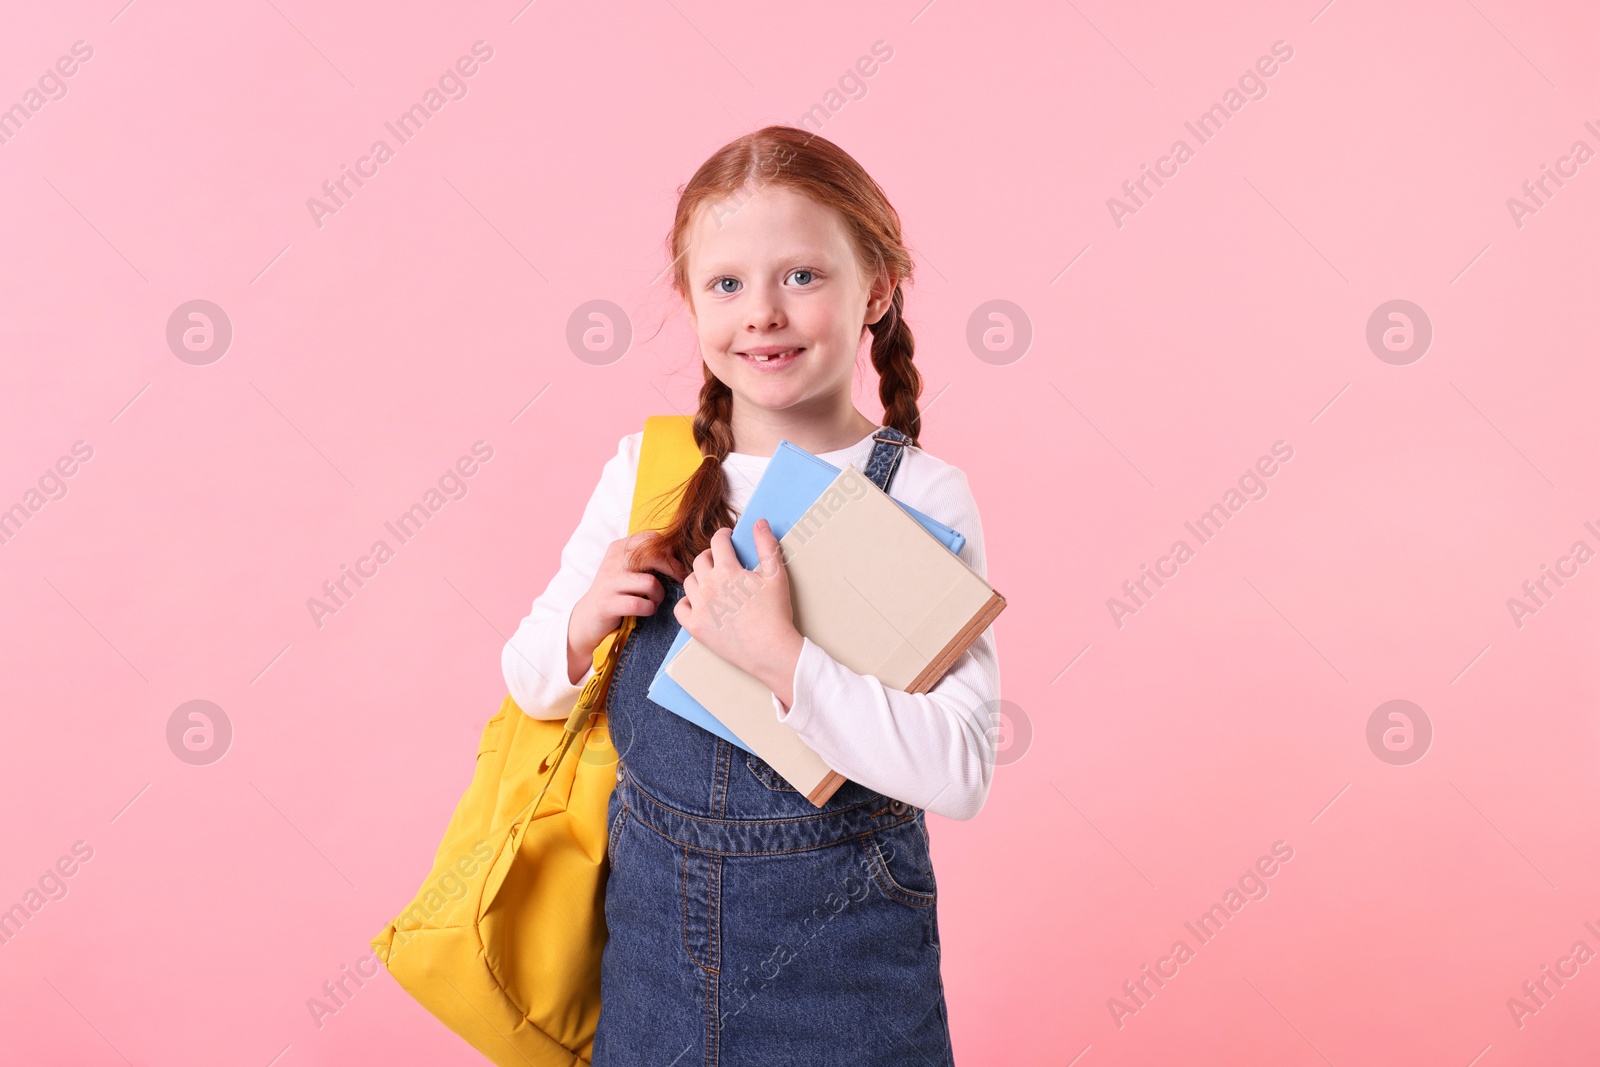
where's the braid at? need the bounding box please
[869,284,923,447]
[683,370,739,562]
[627,364,739,578]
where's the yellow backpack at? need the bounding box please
[371,415,702,1065]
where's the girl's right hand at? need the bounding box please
[566,531,689,684]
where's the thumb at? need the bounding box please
[755,519,785,578]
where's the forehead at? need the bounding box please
[686,185,853,273]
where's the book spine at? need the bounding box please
[907,590,1008,693]
[807,770,848,807]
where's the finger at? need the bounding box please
[610,594,662,617]
[619,532,688,581]
[611,570,666,602]
[709,526,741,571]
[753,518,784,577]
[634,544,688,582]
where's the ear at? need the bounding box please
[864,268,896,327]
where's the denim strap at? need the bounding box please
[861,425,911,493]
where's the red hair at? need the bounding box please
[631,125,923,577]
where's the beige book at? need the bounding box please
[664,462,1006,807]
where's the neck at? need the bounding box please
[729,405,878,458]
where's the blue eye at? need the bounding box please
[709,270,816,293]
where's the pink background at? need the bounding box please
[3,0,1598,1063]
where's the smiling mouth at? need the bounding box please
[738,347,804,366]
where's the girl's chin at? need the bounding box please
[731,384,806,405]
[722,381,815,411]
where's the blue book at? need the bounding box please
[645,440,965,752]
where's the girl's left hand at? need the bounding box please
[674,519,803,692]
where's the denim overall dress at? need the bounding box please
[591,426,955,1067]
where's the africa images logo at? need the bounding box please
[306,41,494,229]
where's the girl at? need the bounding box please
[503,125,1000,1066]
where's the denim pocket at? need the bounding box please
[606,789,630,870]
[745,752,799,793]
[863,817,937,908]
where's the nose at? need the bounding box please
[743,283,787,332]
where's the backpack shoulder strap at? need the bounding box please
[584,416,702,681]
[629,415,702,535]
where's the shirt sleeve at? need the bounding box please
[770,466,1001,822]
[501,432,639,719]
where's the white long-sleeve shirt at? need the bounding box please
[501,426,1001,821]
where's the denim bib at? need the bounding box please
[592,425,954,1066]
